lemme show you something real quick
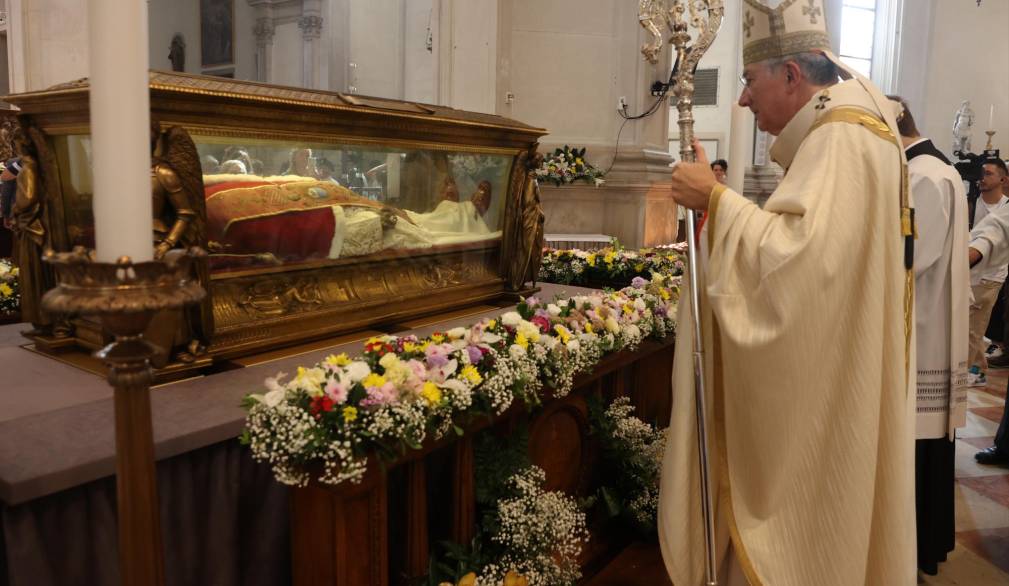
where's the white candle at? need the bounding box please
[88,0,153,263]
[990,104,995,131]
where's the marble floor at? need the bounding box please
[601,376,1009,586]
[921,368,1009,585]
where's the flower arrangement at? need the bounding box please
[589,396,667,535]
[241,276,679,489]
[474,466,588,585]
[429,427,587,586]
[0,259,20,315]
[539,246,684,287]
[534,146,605,187]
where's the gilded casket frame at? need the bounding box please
[3,71,547,378]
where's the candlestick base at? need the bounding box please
[985,130,996,151]
[40,246,206,586]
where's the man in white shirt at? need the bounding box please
[967,158,1009,385]
[968,158,1009,466]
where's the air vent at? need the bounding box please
[693,68,718,106]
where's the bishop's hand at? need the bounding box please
[669,138,718,211]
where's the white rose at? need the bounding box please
[344,361,372,383]
[447,327,467,339]
[547,304,561,316]
[501,311,523,327]
[482,332,503,344]
[566,340,581,352]
[263,388,286,408]
[509,344,527,359]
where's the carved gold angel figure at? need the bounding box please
[11,127,55,333]
[147,124,214,363]
[507,152,545,290]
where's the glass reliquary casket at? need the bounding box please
[3,71,547,375]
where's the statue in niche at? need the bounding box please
[953,100,975,154]
[169,34,186,72]
[147,123,214,364]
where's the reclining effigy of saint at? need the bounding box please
[202,173,498,267]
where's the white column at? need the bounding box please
[299,14,324,89]
[726,102,752,193]
[88,0,152,262]
[253,17,276,82]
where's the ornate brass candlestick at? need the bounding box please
[41,247,206,586]
[985,130,997,150]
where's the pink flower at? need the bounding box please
[325,380,348,404]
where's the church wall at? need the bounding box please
[347,0,405,100]
[495,0,673,183]
[439,0,497,114]
[20,0,88,90]
[270,21,302,89]
[148,0,201,74]
[902,0,1009,157]
[148,0,255,79]
[403,0,437,104]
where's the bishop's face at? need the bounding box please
[738,62,793,136]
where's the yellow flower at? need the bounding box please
[324,353,351,367]
[660,288,671,300]
[623,303,634,315]
[362,373,387,388]
[460,364,483,385]
[365,336,384,346]
[421,381,442,406]
[403,341,418,353]
[604,251,617,265]
[586,253,597,267]
[457,573,478,586]
[487,319,497,329]
[420,340,432,351]
[503,571,529,586]
[585,322,594,334]
[635,263,645,272]
[0,284,11,297]
[515,332,529,350]
[9,267,16,277]
[342,406,358,422]
[431,333,445,344]
[553,324,571,345]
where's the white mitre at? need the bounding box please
[742,0,835,65]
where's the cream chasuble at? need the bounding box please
[658,79,916,586]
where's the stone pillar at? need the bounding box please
[253,17,275,83]
[298,12,324,89]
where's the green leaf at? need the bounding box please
[600,486,623,518]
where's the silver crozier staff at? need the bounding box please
[639,1,723,585]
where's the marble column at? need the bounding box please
[253,17,275,83]
[298,14,324,89]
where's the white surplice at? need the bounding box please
[907,139,969,439]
